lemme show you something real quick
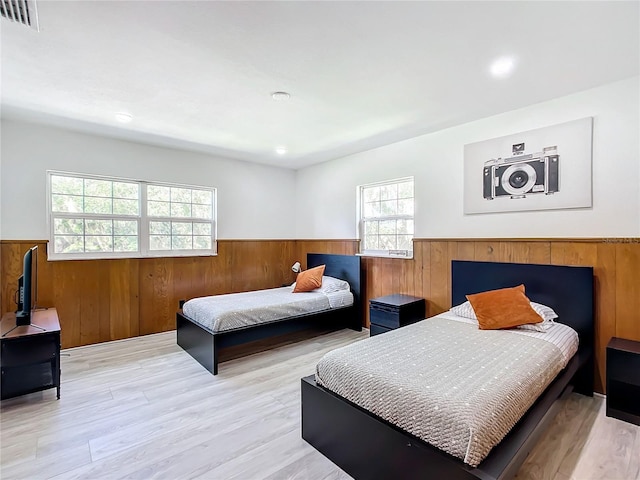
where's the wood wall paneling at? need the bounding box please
[429,241,451,315]
[0,242,28,316]
[500,241,551,264]
[0,240,301,348]
[594,243,617,392]
[412,241,425,299]
[615,243,640,340]
[294,240,358,271]
[53,259,82,347]
[454,241,476,261]
[78,260,104,346]
[1,238,638,394]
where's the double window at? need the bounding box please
[358,177,414,257]
[47,171,216,259]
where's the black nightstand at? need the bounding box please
[369,294,425,336]
[606,337,640,426]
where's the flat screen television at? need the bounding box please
[15,245,38,326]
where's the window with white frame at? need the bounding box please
[48,171,216,259]
[358,177,414,257]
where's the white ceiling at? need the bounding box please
[1,1,638,169]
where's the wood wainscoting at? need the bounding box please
[0,240,301,349]
[2,237,638,393]
[0,239,356,350]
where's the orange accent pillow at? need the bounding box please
[466,284,542,330]
[293,265,326,293]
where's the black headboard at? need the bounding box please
[451,260,594,355]
[307,253,362,326]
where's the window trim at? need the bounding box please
[357,176,415,258]
[47,170,217,261]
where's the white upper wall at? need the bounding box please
[295,77,640,239]
[0,120,296,240]
[2,77,638,242]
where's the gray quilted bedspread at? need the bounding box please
[315,316,565,466]
[182,287,332,332]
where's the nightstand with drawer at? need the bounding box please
[606,337,640,426]
[369,294,426,336]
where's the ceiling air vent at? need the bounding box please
[1,0,39,31]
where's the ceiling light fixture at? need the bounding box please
[489,57,516,78]
[271,91,291,101]
[276,147,287,155]
[115,112,133,123]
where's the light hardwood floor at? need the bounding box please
[1,330,638,480]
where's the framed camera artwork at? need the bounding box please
[463,117,593,215]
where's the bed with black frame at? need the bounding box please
[177,253,362,375]
[301,260,594,480]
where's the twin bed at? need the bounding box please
[176,253,362,375]
[176,255,594,480]
[302,260,594,480]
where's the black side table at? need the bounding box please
[1,308,61,400]
[606,337,640,426]
[369,294,425,336]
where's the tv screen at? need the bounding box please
[15,246,38,326]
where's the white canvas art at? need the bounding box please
[464,117,593,215]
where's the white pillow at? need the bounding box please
[314,276,350,294]
[515,322,554,332]
[531,302,559,322]
[449,300,558,332]
[290,276,350,294]
[449,301,477,320]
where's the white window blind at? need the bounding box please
[47,171,216,260]
[358,177,414,257]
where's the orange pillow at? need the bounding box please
[293,265,326,293]
[466,284,542,330]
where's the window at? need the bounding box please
[358,177,414,257]
[48,171,216,259]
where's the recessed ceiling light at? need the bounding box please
[489,57,516,78]
[115,112,133,123]
[271,91,291,101]
[276,146,287,155]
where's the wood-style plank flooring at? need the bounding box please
[1,330,638,480]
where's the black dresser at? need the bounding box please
[369,294,425,336]
[606,337,640,426]
[1,308,61,400]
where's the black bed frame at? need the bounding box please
[302,260,594,480]
[177,253,362,375]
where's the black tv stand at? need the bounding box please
[1,308,61,400]
[2,322,46,337]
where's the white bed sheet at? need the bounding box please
[182,287,354,333]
